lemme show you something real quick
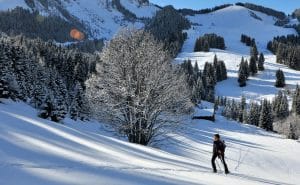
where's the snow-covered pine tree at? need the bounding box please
[292,85,300,115]
[258,53,265,71]
[275,69,285,88]
[39,93,54,119]
[0,48,10,99]
[69,82,87,121]
[247,101,260,126]
[259,99,273,131]
[278,94,289,119]
[287,123,297,140]
[191,77,203,104]
[242,109,248,124]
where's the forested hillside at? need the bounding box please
[0,34,96,122]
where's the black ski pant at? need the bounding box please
[211,153,229,172]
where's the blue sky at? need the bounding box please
[149,0,299,14]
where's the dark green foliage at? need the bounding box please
[249,56,258,76]
[68,39,104,53]
[275,69,285,88]
[268,35,300,70]
[0,34,95,122]
[247,102,261,126]
[181,60,202,104]
[112,0,137,21]
[240,34,256,47]
[292,85,300,115]
[273,91,289,120]
[222,97,247,123]
[194,34,225,52]
[235,2,286,20]
[287,123,297,140]
[259,99,273,131]
[222,99,238,120]
[146,6,190,57]
[250,44,258,61]
[238,68,247,87]
[244,59,250,78]
[181,56,227,104]
[39,94,54,119]
[238,58,249,87]
[258,53,265,71]
[0,7,87,43]
[178,4,233,16]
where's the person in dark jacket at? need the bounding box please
[212,134,229,174]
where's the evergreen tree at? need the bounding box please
[249,56,258,76]
[287,123,297,140]
[238,61,247,87]
[258,53,265,71]
[292,85,300,115]
[244,59,250,78]
[203,41,210,52]
[250,43,259,60]
[219,60,227,80]
[191,76,203,104]
[238,96,246,123]
[275,69,285,87]
[0,78,9,99]
[247,102,260,126]
[273,91,289,119]
[259,99,273,131]
[278,94,289,119]
[39,94,54,119]
[242,109,248,124]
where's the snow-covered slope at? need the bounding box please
[180,5,296,54]
[1,100,300,185]
[176,5,299,102]
[0,0,159,39]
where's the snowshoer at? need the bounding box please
[211,134,229,174]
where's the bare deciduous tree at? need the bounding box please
[86,29,191,145]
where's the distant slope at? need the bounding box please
[181,5,296,54]
[176,5,298,102]
[0,0,159,40]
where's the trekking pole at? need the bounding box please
[216,158,222,172]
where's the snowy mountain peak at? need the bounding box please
[0,0,159,39]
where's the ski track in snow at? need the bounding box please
[1,100,300,185]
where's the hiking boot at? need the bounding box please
[225,170,230,174]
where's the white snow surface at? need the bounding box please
[176,5,299,102]
[121,0,158,18]
[1,100,300,185]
